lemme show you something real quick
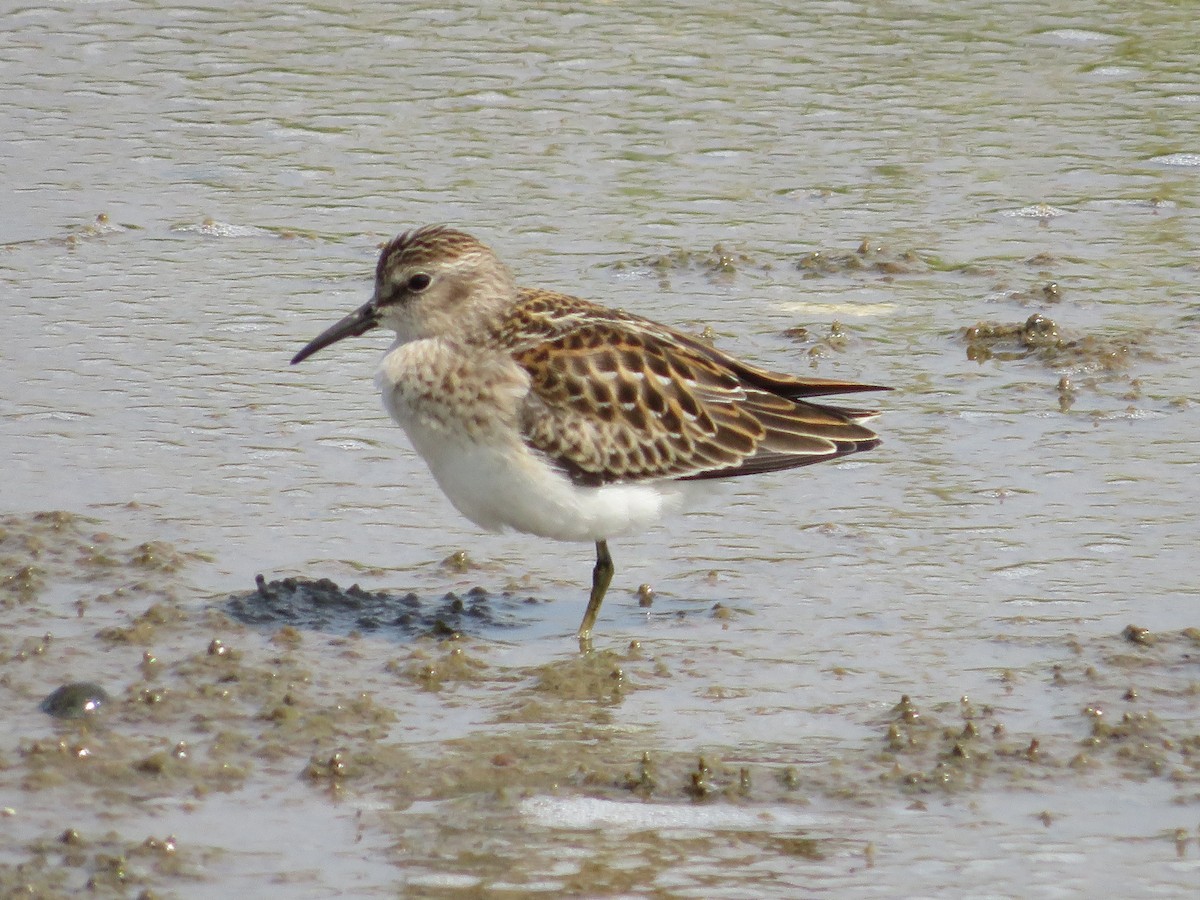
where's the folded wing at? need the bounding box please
[509,298,885,486]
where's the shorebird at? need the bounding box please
[292,226,887,647]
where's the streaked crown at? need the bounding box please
[372,225,519,342]
[375,226,495,283]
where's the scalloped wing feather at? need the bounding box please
[504,290,884,486]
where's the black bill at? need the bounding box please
[291,300,379,365]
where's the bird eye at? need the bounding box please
[407,273,432,292]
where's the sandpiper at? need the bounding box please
[292,226,887,647]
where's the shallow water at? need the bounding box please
[3,1,1199,896]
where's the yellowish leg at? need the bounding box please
[577,540,613,651]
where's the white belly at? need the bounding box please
[400,417,683,542]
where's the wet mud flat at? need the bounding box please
[5,0,1199,893]
[2,511,1198,896]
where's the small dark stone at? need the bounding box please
[40,682,109,719]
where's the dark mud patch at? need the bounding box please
[960,313,1154,373]
[611,237,944,291]
[226,574,540,639]
[607,243,770,287]
[795,239,939,279]
[984,278,1067,307]
[960,313,1163,410]
[4,828,210,897]
[779,319,881,365]
[0,511,206,610]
